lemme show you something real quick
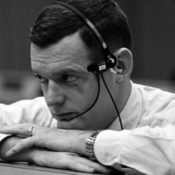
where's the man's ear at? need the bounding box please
[112,47,133,83]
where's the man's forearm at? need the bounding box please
[0,126,99,161]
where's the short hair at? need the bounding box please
[29,0,132,60]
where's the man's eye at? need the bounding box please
[61,74,78,83]
[34,74,47,83]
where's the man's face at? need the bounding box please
[31,32,117,130]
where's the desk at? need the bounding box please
[0,162,121,175]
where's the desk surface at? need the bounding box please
[0,162,118,175]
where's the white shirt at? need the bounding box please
[95,82,175,175]
[1,82,175,174]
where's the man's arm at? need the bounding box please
[1,124,175,174]
[0,99,110,173]
[0,135,111,173]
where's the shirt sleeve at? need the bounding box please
[94,125,175,175]
[0,97,54,142]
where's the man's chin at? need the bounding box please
[56,118,85,130]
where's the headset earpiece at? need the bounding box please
[87,54,117,73]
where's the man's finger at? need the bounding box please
[0,124,36,137]
[71,155,111,173]
[61,153,111,173]
[59,158,96,173]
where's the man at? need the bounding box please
[0,0,175,174]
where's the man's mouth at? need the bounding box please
[52,112,78,121]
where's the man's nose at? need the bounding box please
[46,80,66,106]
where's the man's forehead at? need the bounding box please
[31,56,88,76]
[30,51,90,68]
[30,44,83,61]
[30,41,90,73]
[30,35,92,66]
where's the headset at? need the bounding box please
[55,1,123,130]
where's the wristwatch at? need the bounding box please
[85,131,100,161]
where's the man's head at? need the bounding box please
[30,0,133,130]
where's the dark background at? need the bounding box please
[0,0,175,102]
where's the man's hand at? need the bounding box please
[0,124,93,157]
[31,151,111,173]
